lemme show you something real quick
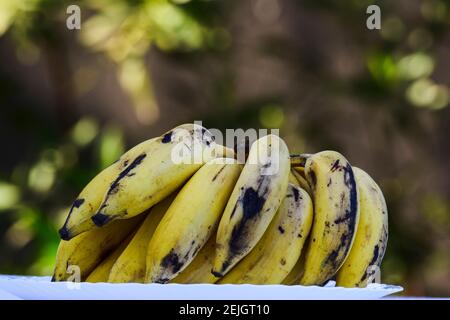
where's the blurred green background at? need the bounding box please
[0,0,449,296]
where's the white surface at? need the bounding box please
[0,275,403,300]
[0,288,22,300]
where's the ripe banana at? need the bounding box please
[299,151,360,286]
[213,134,290,277]
[85,232,135,283]
[52,214,144,281]
[282,172,311,285]
[58,138,157,240]
[146,158,242,283]
[91,123,221,227]
[170,233,218,284]
[219,183,313,284]
[336,167,388,287]
[108,195,174,283]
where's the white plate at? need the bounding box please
[0,275,403,300]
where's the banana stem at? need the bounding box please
[290,154,311,168]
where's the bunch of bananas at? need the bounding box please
[53,123,388,288]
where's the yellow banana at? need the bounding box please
[85,232,136,283]
[282,172,311,285]
[52,214,144,281]
[336,167,388,287]
[91,123,221,227]
[213,134,290,277]
[219,184,313,284]
[299,151,360,286]
[174,173,305,285]
[170,233,218,284]
[146,158,242,283]
[108,195,174,283]
[58,138,157,240]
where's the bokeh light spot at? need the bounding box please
[99,125,125,169]
[406,78,449,110]
[0,182,20,211]
[259,104,285,128]
[5,220,33,248]
[28,161,56,193]
[397,53,434,80]
[71,117,99,147]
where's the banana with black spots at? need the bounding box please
[170,233,218,284]
[91,123,223,227]
[145,158,242,283]
[213,135,290,277]
[108,195,174,283]
[336,167,388,287]
[58,138,157,240]
[219,183,313,284]
[52,214,144,281]
[282,172,311,285]
[298,150,360,286]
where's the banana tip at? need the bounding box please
[210,270,223,278]
[91,213,112,227]
[58,227,71,241]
